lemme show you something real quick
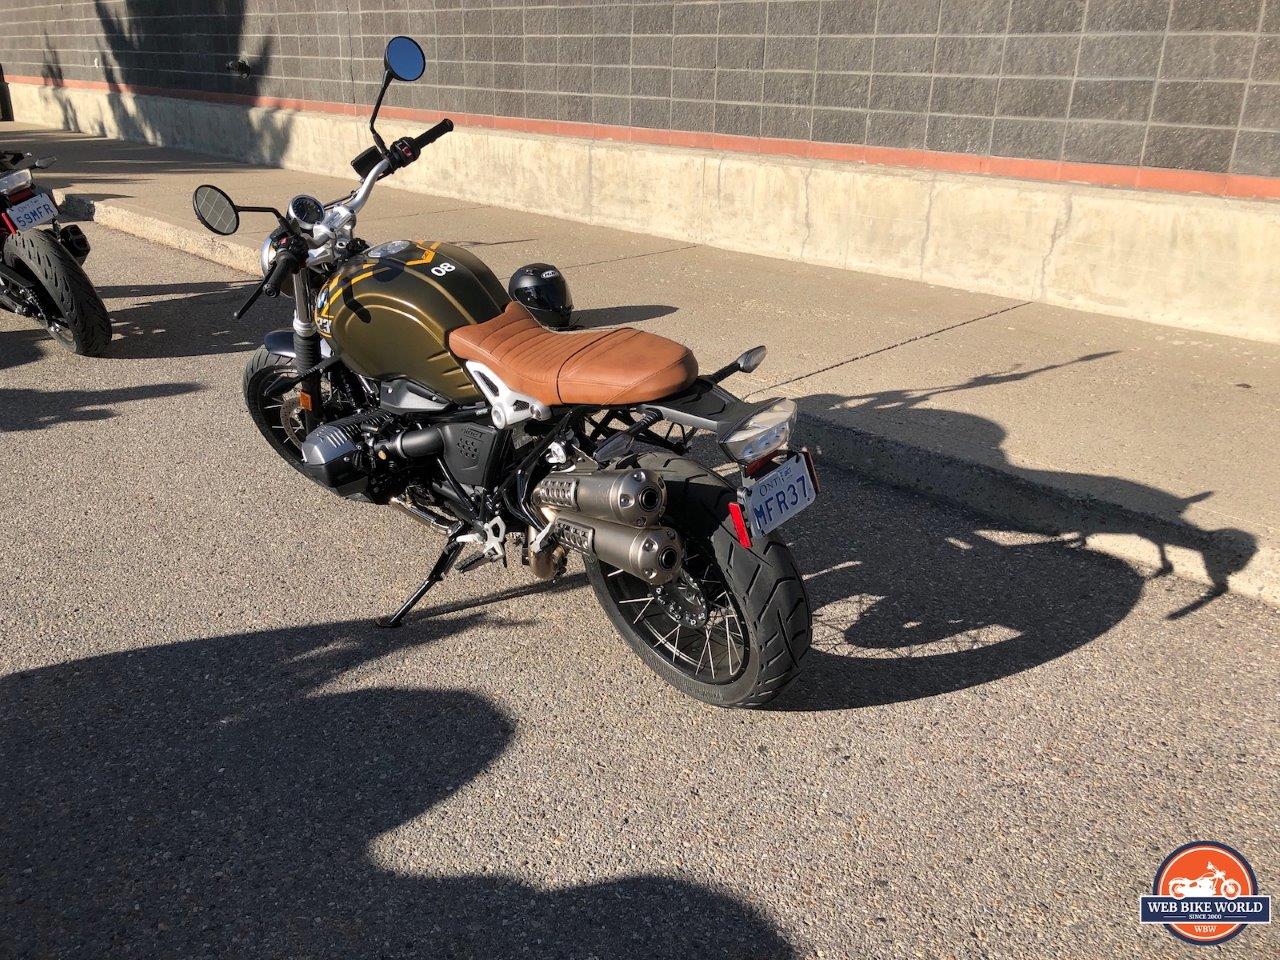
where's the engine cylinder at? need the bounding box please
[531,467,666,528]
[299,410,397,497]
[549,512,682,585]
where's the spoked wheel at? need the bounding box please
[587,452,811,708]
[243,346,317,476]
[600,543,750,685]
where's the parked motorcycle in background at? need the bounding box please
[191,37,816,708]
[0,150,111,355]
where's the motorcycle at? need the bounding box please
[0,150,111,355]
[1169,863,1243,900]
[191,37,815,708]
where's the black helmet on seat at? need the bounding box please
[508,263,573,328]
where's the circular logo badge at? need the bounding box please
[1149,842,1261,945]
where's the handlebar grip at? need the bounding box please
[263,249,300,299]
[412,118,454,149]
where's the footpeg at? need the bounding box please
[456,551,495,573]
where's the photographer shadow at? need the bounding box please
[1,609,793,958]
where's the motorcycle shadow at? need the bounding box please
[773,467,1146,713]
[98,279,293,361]
[1,609,794,959]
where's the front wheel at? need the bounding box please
[243,346,311,477]
[587,452,811,708]
[3,228,111,356]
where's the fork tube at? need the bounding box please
[292,271,321,433]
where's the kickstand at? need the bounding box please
[376,525,467,629]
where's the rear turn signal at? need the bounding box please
[727,501,752,549]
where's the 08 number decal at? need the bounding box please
[431,261,455,278]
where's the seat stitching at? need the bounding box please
[599,353,694,404]
[552,330,620,394]
[558,339,688,386]
[561,330,638,381]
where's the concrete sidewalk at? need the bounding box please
[7,119,1278,605]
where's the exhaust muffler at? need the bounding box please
[544,511,682,585]
[531,467,666,528]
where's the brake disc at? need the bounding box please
[653,570,710,629]
[279,393,308,447]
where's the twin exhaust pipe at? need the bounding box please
[529,467,682,584]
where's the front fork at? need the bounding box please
[291,271,322,434]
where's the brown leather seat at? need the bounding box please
[448,302,697,407]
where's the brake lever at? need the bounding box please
[233,276,269,320]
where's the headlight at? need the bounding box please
[722,399,797,463]
[0,169,33,196]
[259,235,277,277]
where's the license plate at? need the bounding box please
[743,452,817,535]
[8,192,58,231]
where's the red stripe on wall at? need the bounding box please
[8,73,1280,202]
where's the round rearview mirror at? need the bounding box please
[192,184,240,236]
[384,35,426,83]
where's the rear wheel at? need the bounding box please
[3,228,110,356]
[587,452,811,708]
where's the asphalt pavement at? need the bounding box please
[1,224,1276,959]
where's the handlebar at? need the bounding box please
[412,118,454,150]
[230,117,456,320]
[347,118,454,216]
[263,248,300,298]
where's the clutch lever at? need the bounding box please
[233,229,302,319]
[233,275,269,320]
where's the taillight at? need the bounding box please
[0,168,33,197]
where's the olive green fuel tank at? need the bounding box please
[314,240,510,402]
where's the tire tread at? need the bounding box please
[4,228,110,356]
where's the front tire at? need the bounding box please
[587,452,811,708]
[243,346,311,477]
[3,228,111,356]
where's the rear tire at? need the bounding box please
[587,452,811,708]
[3,227,110,356]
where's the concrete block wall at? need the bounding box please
[2,0,1280,177]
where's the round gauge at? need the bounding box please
[288,194,325,226]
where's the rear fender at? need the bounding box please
[639,377,779,444]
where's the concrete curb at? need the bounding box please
[56,192,262,276]
[58,189,1277,608]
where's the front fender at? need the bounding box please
[263,328,333,359]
